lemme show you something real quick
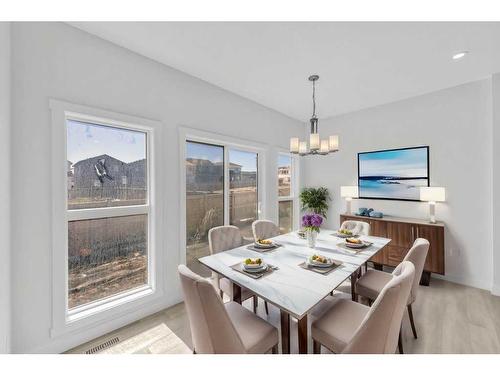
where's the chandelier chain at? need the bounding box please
[312,79,316,117]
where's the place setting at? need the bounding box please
[298,253,343,275]
[336,237,373,253]
[330,228,359,238]
[230,257,278,279]
[247,238,283,252]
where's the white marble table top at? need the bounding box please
[199,229,391,319]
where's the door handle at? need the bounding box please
[411,226,415,240]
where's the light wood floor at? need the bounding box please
[67,277,500,354]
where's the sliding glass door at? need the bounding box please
[185,141,260,275]
[186,141,224,277]
[229,149,258,242]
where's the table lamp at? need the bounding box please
[420,187,445,223]
[340,186,358,215]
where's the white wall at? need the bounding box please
[302,79,493,291]
[10,22,302,353]
[493,73,500,295]
[0,22,11,354]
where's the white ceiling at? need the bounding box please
[70,22,500,121]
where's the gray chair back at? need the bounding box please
[340,220,371,236]
[208,225,242,254]
[178,265,245,354]
[343,261,415,354]
[401,238,430,303]
[252,220,279,241]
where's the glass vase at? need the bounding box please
[306,230,318,248]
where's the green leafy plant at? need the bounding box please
[299,187,331,218]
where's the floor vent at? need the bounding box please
[85,337,120,354]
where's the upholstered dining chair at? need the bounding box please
[340,220,371,236]
[252,220,280,241]
[355,238,430,350]
[312,261,415,354]
[208,225,268,314]
[340,220,371,283]
[178,265,279,354]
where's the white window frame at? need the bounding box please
[277,151,300,232]
[50,100,165,338]
[179,127,267,265]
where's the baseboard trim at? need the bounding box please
[431,273,491,292]
[491,284,500,296]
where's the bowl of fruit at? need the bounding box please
[254,238,275,249]
[307,254,334,268]
[335,228,354,238]
[243,258,267,272]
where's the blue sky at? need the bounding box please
[279,154,292,168]
[359,148,428,177]
[67,120,146,164]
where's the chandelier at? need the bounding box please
[290,75,339,156]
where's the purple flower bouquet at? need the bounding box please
[302,213,323,232]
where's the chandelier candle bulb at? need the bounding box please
[320,139,329,154]
[310,133,320,150]
[290,137,299,153]
[329,135,339,151]
[299,141,308,155]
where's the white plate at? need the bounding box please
[307,257,334,268]
[345,240,369,248]
[254,241,275,249]
[334,231,355,238]
[243,263,268,273]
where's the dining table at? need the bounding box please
[198,229,392,354]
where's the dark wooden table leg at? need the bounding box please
[298,314,308,354]
[280,310,290,354]
[351,269,359,302]
[419,271,431,286]
[232,283,242,304]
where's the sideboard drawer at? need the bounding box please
[386,245,408,266]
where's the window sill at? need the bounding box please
[67,285,154,324]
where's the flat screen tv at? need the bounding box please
[358,146,429,201]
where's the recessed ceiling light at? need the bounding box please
[452,51,468,60]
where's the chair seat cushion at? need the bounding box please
[220,277,255,301]
[355,269,392,301]
[225,302,278,353]
[312,298,369,353]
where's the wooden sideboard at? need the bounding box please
[340,214,445,285]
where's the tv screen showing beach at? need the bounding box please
[358,147,429,201]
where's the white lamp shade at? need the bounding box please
[420,187,445,202]
[341,185,359,198]
[310,133,320,150]
[290,137,299,153]
[298,141,308,154]
[329,135,339,151]
[320,139,329,153]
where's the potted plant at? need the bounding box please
[302,213,323,248]
[299,187,331,218]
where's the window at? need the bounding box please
[185,141,224,277]
[229,149,258,241]
[278,153,294,233]
[66,118,150,311]
[185,139,261,275]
